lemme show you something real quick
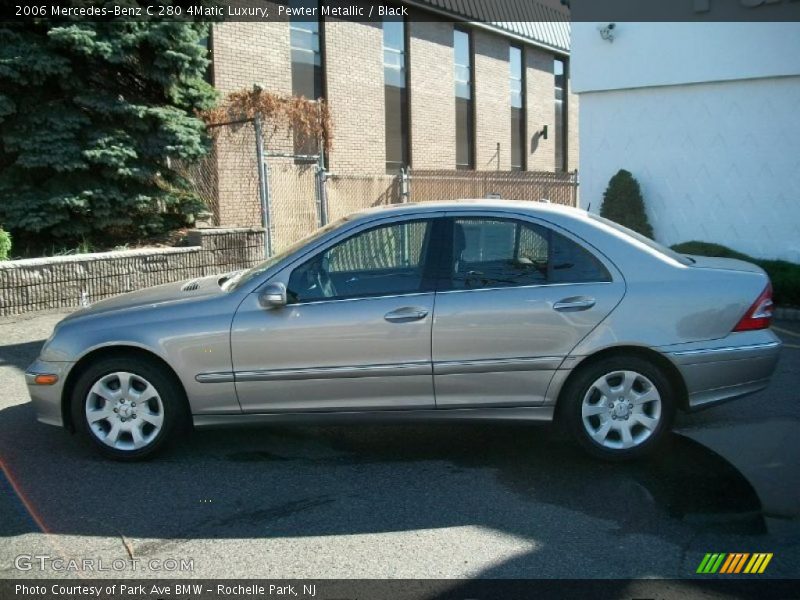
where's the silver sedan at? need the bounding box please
[26,201,782,460]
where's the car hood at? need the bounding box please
[685,255,766,275]
[62,273,234,321]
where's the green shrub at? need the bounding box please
[600,169,654,239]
[672,241,800,307]
[0,228,10,261]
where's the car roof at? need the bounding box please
[350,199,589,223]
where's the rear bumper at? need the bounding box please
[664,332,782,411]
[25,359,71,428]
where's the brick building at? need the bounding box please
[201,0,578,243]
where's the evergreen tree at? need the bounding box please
[599,169,654,239]
[0,16,216,250]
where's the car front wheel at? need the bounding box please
[561,356,676,460]
[71,356,184,460]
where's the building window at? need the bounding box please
[383,18,409,174]
[454,28,474,170]
[554,58,567,172]
[290,10,323,100]
[510,45,525,171]
[291,4,323,157]
[199,27,214,85]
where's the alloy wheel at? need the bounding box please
[580,370,662,450]
[85,371,165,451]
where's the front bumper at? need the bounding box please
[25,359,72,428]
[664,331,782,411]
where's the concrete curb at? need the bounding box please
[775,306,800,322]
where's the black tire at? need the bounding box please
[71,356,186,461]
[559,355,676,461]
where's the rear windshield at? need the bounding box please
[588,214,694,266]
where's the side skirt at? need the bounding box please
[193,406,555,429]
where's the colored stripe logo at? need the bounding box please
[696,553,773,574]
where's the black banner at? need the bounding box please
[3,579,800,600]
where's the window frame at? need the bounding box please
[284,216,447,306]
[383,15,411,174]
[509,44,526,171]
[454,26,475,171]
[436,215,614,293]
[554,57,569,173]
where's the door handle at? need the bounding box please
[384,307,429,322]
[553,296,596,312]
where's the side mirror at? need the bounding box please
[258,282,287,308]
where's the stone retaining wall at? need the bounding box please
[0,228,266,316]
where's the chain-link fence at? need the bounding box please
[408,169,578,206]
[181,120,579,258]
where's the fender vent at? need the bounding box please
[181,279,201,292]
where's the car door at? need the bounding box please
[230,216,441,413]
[432,213,625,408]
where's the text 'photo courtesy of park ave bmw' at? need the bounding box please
[1,0,799,597]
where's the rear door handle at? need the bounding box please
[553,296,596,312]
[384,307,429,322]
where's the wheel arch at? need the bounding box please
[61,345,190,432]
[555,345,689,419]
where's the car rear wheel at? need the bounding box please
[561,356,676,460]
[71,356,185,460]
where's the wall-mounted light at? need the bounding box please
[541,124,548,140]
[598,22,616,43]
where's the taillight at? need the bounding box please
[733,282,773,332]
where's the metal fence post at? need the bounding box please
[253,114,272,257]
[400,167,410,203]
[316,144,329,226]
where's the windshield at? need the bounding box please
[222,217,350,291]
[588,213,694,266]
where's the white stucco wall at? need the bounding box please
[572,22,800,262]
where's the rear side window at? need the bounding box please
[445,217,610,290]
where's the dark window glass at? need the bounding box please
[446,218,609,290]
[287,220,432,303]
[291,4,323,157]
[510,46,525,171]
[199,31,213,84]
[454,29,474,170]
[384,18,409,174]
[554,58,566,172]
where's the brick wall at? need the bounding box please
[473,30,512,171]
[324,15,386,175]
[408,19,456,169]
[0,229,266,317]
[525,46,557,172]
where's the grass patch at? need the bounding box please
[672,241,800,307]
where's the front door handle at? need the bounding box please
[553,296,596,312]
[384,307,429,323]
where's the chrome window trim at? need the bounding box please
[286,291,435,308]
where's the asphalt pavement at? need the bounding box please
[0,310,798,581]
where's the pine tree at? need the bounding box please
[599,169,654,239]
[0,17,217,250]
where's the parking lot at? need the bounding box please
[1,309,798,581]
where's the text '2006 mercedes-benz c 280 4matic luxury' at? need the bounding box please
[26,201,781,461]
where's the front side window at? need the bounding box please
[446,217,610,290]
[288,220,433,303]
